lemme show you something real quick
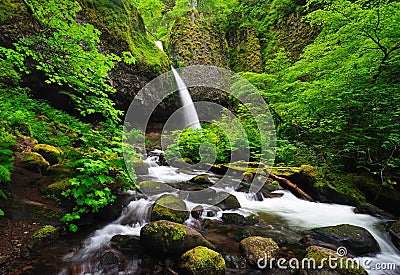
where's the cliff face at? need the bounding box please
[0,0,169,114]
[226,23,263,73]
[169,10,229,68]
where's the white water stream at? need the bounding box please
[65,154,400,274]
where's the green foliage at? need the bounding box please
[0,89,137,231]
[165,126,230,164]
[243,0,400,182]
[11,0,123,121]
[61,121,136,230]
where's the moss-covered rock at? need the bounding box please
[239,236,279,266]
[21,152,50,173]
[304,224,380,257]
[140,220,213,254]
[32,144,63,165]
[389,220,400,251]
[110,234,142,254]
[150,194,189,223]
[138,180,175,196]
[180,246,226,275]
[351,173,400,216]
[190,174,212,185]
[226,23,262,73]
[216,193,240,210]
[43,177,71,197]
[302,246,367,275]
[131,157,148,175]
[169,10,228,68]
[26,225,59,250]
[191,205,204,219]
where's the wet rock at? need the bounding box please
[180,246,226,275]
[239,236,280,267]
[216,193,240,210]
[150,194,189,223]
[140,220,213,254]
[222,213,246,226]
[20,152,49,173]
[184,188,218,204]
[191,205,204,219]
[110,234,142,254]
[42,177,71,197]
[26,225,59,251]
[389,220,400,251]
[98,251,120,273]
[138,180,174,196]
[302,224,380,256]
[131,156,149,175]
[302,246,367,275]
[190,174,212,186]
[223,254,246,270]
[7,198,64,225]
[97,193,135,222]
[32,144,63,165]
[354,203,396,220]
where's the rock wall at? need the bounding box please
[0,0,169,114]
[226,23,263,73]
[169,10,228,68]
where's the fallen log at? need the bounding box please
[263,168,315,202]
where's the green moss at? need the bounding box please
[22,152,50,172]
[180,246,226,275]
[305,246,367,275]
[45,177,71,196]
[164,223,186,241]
[169,11,228,67]
[31,225,58,241]
[79,0,169,73]
[33,144,63,165]
[151,195,188,223]
[227,23,262,73]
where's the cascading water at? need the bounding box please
[58,152,399,274]
[171,66,202,129]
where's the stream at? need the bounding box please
[52,153,400,275]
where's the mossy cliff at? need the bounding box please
[0,0,169,113]
[169,10,228,68]
[226,23,262,73]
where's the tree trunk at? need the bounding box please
[263,168,315,202]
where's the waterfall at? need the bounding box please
[171,66,201,129]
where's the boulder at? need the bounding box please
[221,213,246,226]
[98,251,120,273]
[354,203,396,220]
[389,220,400,251]
[191,205,204,219]
[180,246,226,275]
[138,180,174,196]
[140,220,213,254]
[150,194,189,223]
[26,225,59,251]
[110,234,142,254]
[239,236,279,267]
[302,246,367,275]
[131,157,148,175]
[20,152,49,173]
[190,175,212,186]
[32,144,63,165]
[303,224,380,256]
[42,177,71,197]
[216,193,240,210]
